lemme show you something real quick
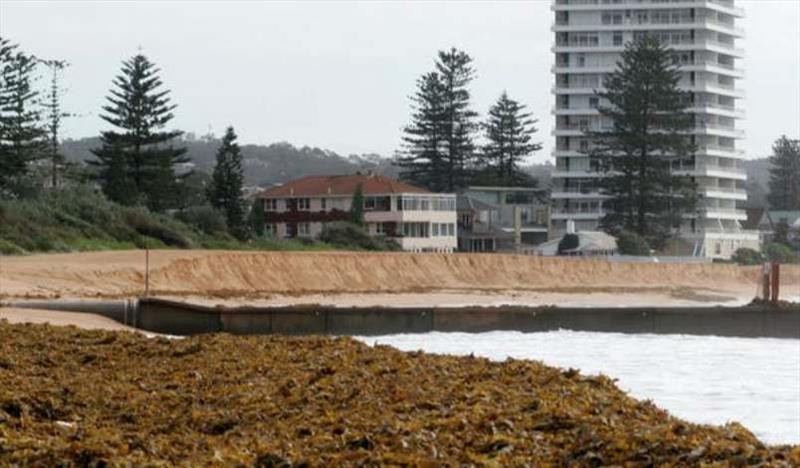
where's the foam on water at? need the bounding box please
[357,331,800,445]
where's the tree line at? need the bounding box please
[0,36,249,240]
[396,48,542,192]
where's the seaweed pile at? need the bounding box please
[1,321,797,466]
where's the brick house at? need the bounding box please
[253,173,457,252]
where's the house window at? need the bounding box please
[298,222,310,236]
[297,198,310,210]
[376,223,386,235]
[264,223,277,236]
[432,223,440,236]
[264,199,279,211]
[321,198,327,210]
[589,97,599,108]
[613,32,623,46]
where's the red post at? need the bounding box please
[770,262,780,303]
[762,263,771,301]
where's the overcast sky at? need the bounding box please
[2,0,798,164]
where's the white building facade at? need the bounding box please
[551,0,758,258]
[255,174,458,253]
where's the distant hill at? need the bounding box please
[61,136,400,188]
[61,136,558,190]
[61,137,771,205]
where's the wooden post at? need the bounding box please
[145,248,150,297]
[770,262,780,303]
[762,263,771,301]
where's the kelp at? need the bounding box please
[0,320,798,466]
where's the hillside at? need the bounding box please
[61,136,554,189]
[61,136,401,187]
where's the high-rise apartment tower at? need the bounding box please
[551,0,757,258]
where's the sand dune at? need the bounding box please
[1,250,796,304]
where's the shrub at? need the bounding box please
[319,222,400,251]
[616,231,651,256]
[0,238,25,255]
[763,243,799,264]
[731,247,763,266]
[176,205,228,235]
[123,208,192,248]
[557,234,579,255]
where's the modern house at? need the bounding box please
[457,186,550,252]
[253,173,457,252]
[551,0,758,259]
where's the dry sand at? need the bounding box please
[1,250,797,311]
[0,308,137,332]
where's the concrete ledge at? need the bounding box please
[130,298,800,339]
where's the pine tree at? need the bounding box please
[767,136,800,210]
[396,47,478,192]
[481,91,542,186]
[396,72,448,192]
[588,36,697,249]
[0,37,45,197]
[89,54,188,211]
[436,48,478,191]
[207,126,247,240]
[40,59,70,189]
[349,183,365,226]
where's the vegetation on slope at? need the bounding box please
[0,321,797,465]
[0,187,337,255]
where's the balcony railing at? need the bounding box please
[552,208,605,215]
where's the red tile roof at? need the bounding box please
[255,174,431,198]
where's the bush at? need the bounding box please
[176,205,228,235]
[616,231,651,256]
[319,222,400,251]
[557,234,579,255]
[122,208,192,248]
[0,238,25,255]
[763,243,800,264]
[731,247,763,266]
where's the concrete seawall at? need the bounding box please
[128,298,799,339]
[5,298,797,338]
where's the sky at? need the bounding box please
[1,0,799,164]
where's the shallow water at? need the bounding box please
[357,331,800,445]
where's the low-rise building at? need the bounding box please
[457,186,550,252]
[254,173,457,252]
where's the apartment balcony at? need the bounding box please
[679,162,747,180]
[552,0,744,18]
[694,124,744,139]
[701,207,747,221]
[552,169,606,179]
[702,186,748,201]
[551,190,609,200]
[552,84,601,95]
[688,103,745,119]
[552,106,601,116]
[696,144,746,158]
[552,18,744,38]
[551,207,605,220]
[553,61,744,78]
[553,123,611,136]
[689,80,745,98]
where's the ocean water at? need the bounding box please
[357,331,800,445]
